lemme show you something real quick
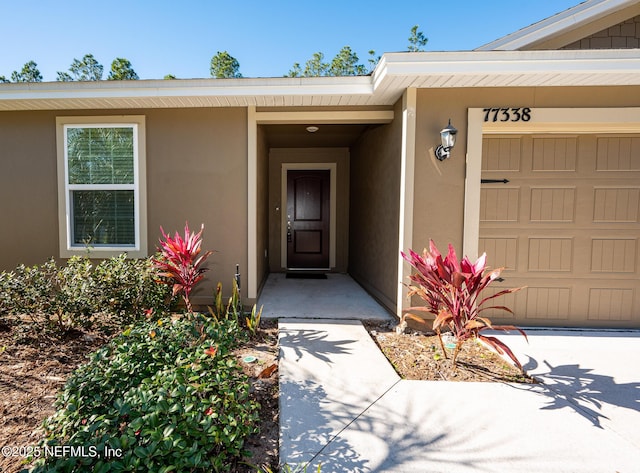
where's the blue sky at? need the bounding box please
[0,0,581,81]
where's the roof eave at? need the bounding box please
[2,50,640,111]
[476,0,640,51]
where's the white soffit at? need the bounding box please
[476,0,640,51]
[1,49,640,111]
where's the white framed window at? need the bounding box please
[56,116,147,258]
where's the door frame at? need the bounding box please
[281,162,337,270]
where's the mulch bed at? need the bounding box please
[364,320,537,384]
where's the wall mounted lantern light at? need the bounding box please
[435,119,457,161]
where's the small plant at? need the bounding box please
[208,279,242,323]
[257,463,322,473]
[245,304,263,336]
[153,222,213,314]
[402,241,526,369]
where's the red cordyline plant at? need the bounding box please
[402,240,527,370]
[153,223,213,314]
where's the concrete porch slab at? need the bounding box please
[258,273,394,320]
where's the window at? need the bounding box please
[56,116,147,258]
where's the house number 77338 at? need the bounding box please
[483,107,532,122]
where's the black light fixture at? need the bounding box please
[435,119,457,161]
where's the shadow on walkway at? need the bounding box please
[521,356,640,428]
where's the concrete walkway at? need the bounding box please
[279,322,640,472]
[262,275,640,472]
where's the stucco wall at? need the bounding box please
[0,111,58,268]
[0,107,248,305]
[256,125,270,292]
[413,86,640,259]
[349,99,403,312]
[268,147,350,273]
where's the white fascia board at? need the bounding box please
[377,50,640,79]
[0,76,373,103]
[476,0,638,51]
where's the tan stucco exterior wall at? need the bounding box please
[413,85,640,259]
[0,107,249,306]
[349,98,404,312]
[0,111,58,268]
[256,125,270,293]
[268,147,350,273]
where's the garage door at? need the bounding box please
[479,134,640,327]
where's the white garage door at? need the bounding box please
[479,134,640,327]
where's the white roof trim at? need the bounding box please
[476,0,640,51]
[373,50,640,92]
[0,76,373,102]
[1,50,640,111]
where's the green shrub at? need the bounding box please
[31,315,259,472]
[0,255,172,331]
[92,254,172,326]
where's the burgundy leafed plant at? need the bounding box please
[402,240,527,370]
[153,222,213,314]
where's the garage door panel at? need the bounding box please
[532,137,577,171]
[478,237,518,272]
[596,136,640,171]
[480,134,640,327]
[524,287,572,320]
[482,137,521,171]
[592,187,640,222]
[588,288,634,321]
[529,187,576,222]
[480,187,520,222]
[527,238,573,272]
[590,238,637,273]
[483,281,639,326]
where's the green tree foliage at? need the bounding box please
[287,46,373,77]
[330,46,367,76]
[368,49,380,72]
[289,51,327,77]
[107,57,139,80]
[164,74,177,80]
[57,53,104,81]
[210,51,242,78]
[10,60,43,82]
[408,25,428,52]
[0,76,10,83]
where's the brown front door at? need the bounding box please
[286,169,330,269]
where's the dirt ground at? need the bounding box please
[233,320,279,473]
[0,318,109,473]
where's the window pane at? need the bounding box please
[72,190,135,246]
[67,127,134,185]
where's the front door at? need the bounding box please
[286,169,330,269]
